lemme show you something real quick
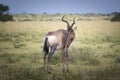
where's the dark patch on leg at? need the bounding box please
[47,44,57,73]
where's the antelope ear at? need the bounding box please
[73,27,77,31]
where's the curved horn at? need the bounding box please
[71,17,75,27]
[61,15,70,28]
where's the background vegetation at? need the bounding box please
[111,13,120,21]
[0,15,120,80]
[0,4,13,22]
[13,13,113,21]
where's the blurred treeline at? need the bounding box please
[13,12,112,21]
[12,12,120,22]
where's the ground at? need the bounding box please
[0,21,120,80]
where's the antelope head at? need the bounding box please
[62,15,76,48]
[62,15,76,32]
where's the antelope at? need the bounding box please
[43,16,77,73]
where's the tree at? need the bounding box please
[111,13,120,21]
[0,4,13,22]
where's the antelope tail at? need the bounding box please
[43,37,49,54]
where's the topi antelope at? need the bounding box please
[43,16,77,73]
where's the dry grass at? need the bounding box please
[0,21,119,40]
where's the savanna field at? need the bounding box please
[0,19,120,80]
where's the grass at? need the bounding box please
[0,20,120,80]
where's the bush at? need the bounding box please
[0,14,13,22]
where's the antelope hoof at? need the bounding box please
[48,71,51,74]
[67,54,69,58]
[67,69,70,73]
[48,69,51,74]
[63,69,70,73]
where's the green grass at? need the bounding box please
[0,32,120,80]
